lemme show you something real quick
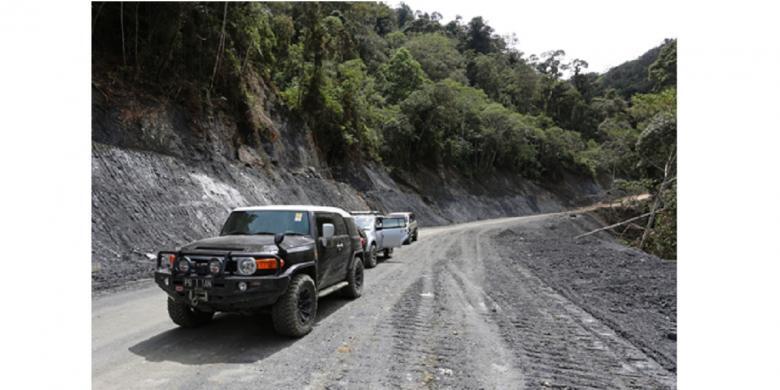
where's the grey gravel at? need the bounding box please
[93,212,676,389]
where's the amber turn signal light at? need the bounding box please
[255,258,282,270]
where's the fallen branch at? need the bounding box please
[618,222,645,238]
[574,209,665,240]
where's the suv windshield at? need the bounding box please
[221,210,310,236]
[353,215,374,230]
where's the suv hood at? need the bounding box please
[180,235,315,253]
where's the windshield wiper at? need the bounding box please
[251,231,277,235]
[223,231,249,236]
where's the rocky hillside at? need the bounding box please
[91,78,601,290]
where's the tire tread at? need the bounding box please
[272,274,317,337]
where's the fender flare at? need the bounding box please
[282,261,317,284]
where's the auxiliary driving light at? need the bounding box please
[178,259,191,273]
[209,259,221,274]
[238,282,247,292]
[164,277,170,286]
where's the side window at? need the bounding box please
[345,218,358,236]
[333,215,347,236]
[315,213,335,237]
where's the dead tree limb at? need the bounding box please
[209,2,229,90]
[640,147,677,249]
[574,209,664,240]
[134,2,139,75]
[120,2,126,66]
[92,2,106,33]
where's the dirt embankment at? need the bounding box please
[91,81,601,290]
[492,213,677,372]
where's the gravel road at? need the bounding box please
[93,211,676,389]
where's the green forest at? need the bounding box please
[92,2,676,258]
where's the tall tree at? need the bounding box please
[465,17,496,54]
[381,48,427,103]
[403,33,464,81]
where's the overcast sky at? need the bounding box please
[394,0,678,74]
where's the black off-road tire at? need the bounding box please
[167,298,214,328]
[272,274,317,338]
[365,244,378,268]
[413,230,418,241]
[342,257,364,299]
[383,248,393,259]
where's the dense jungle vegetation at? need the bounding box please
[92,2,676,258]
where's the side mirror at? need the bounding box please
[274,232,285,246]
[321,223,335,245]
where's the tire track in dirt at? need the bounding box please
[376,229,523,389]
[427,233,523,389]
[305,232,459,389]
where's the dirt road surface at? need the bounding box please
[93,211,676,389]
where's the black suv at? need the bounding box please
[154,205,365,337]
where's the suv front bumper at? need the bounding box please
[155,271,290,311]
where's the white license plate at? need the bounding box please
[184,278,212,289]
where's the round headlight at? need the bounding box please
[178,259,190,273]
[209,259,221,274]
[236,257,257,275]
